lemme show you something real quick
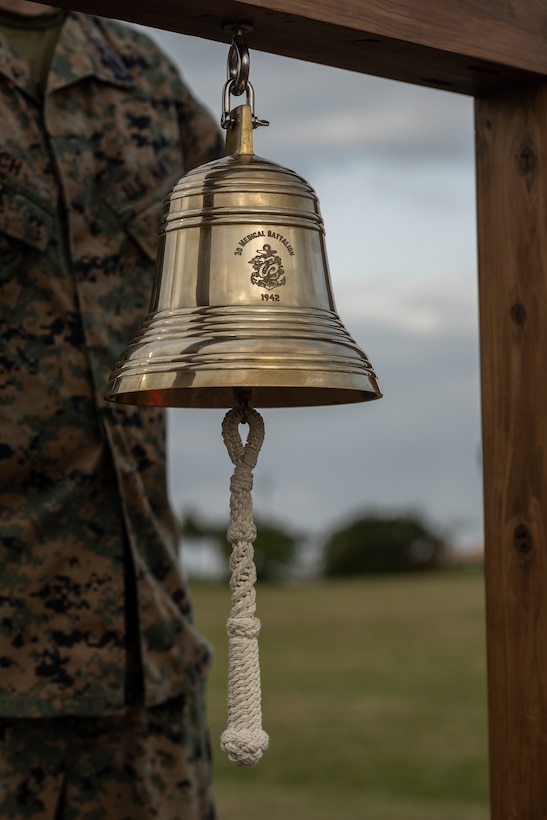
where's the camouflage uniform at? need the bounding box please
[0,10,222,818]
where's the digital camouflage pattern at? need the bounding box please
[0,12,223,718]
[0,693,215,819]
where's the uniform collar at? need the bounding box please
[0,27,38,100]
[0,12,134,98]
[48,13,134,93]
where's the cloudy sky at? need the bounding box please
[137,26,482,553]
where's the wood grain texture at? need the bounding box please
[476,84,547,819]
[47,0,547,94]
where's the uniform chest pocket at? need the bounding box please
[101,155,181,262]
[0,183,54,254]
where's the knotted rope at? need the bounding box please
[220,404,269,766]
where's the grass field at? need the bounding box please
[191,571,489,819]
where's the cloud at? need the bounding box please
[336,273,478,336]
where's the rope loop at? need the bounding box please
[222,405,265,469]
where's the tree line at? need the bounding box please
[180,509,447,581]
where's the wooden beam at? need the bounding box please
[476,83,547,819]
[49,0,547,95]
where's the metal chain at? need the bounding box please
[221,26,269,130]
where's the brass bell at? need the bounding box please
[105,103,381,409]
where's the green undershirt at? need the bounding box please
[0,6,67,89]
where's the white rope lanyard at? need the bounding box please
[220,404,269,766]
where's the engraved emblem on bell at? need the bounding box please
[249,243,286,291]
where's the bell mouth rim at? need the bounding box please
[105,381,382,409]
[106,358,382,409]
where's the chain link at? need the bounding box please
[227,28,250,96]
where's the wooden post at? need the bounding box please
[476,83,547,819]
